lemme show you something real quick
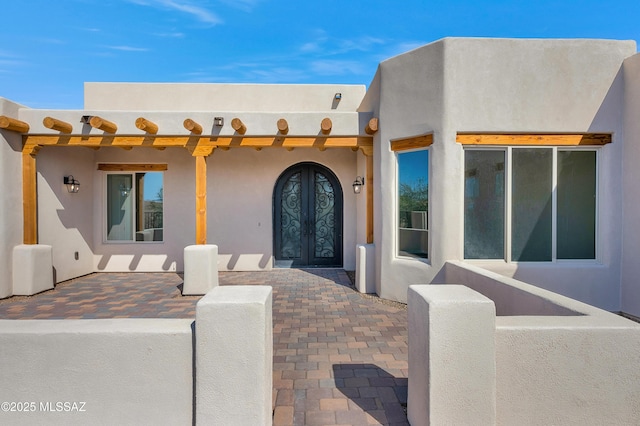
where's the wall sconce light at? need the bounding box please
[334,93,342,100]
[64,175,80,193]
[214,117,224,127]
[352,176,364,194]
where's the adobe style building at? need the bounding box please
[2,37,640,320]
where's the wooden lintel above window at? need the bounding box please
[390,133,433,152]
[456,133,612,146]
[97,163,168,172]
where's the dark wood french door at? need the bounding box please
[274,163,343,267]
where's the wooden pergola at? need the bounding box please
[1,115,378,247]
[3,112,611,251]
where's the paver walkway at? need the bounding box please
[0,269,409,425]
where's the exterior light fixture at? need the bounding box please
[352,176,364,194]
[64,175,80,193]
[334,93,342,100]
[214,117,224,127]
[80,115,92,124]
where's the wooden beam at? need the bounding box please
[231,118,247,135]
[277,118,289,135]
[365,118,378,135]
[455,133,612,146]
[184,118,202,135]
[366,152,374,244]
[135,117,159,134]
[0,115,29,133]
[321,118,332,135]
[195,155,207,245]
[97,163,168,172]
[23,135,374,151]
[43,116,72,133]
[89,116,118,133]
[22,151,37,244]
[390,133,433,152]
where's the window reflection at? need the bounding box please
[397,150,429,259]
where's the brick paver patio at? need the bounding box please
[0,269,408,425]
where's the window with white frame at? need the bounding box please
[106,171,164,242]
[464,147,596,261]
[397,149,429,259]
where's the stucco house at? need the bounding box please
[2,37,640,321]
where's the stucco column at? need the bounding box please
[407,284,496,425]
[195,286,273,425]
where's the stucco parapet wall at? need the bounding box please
[385,37,636,67]
[18,109,366,136]
[84,83,366,112]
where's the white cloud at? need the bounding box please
[299,34,386,56]
[310,59,366,76]
[217,0,261,12]
[153,31,185,38]
[336,36,385,54]
[106,45,151,52]
[126,0,222,25]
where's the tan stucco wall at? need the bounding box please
[0,98,26,298]
[37,147,95,282]
[373,38,636,308]
[208,147,358,271]
[33,144,358,278]
[84,83,365,112]
[15,81,365,279]
[622,53,640,318]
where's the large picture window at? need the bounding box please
[464,148,596,261]
[106,172,164,242]
[397,150,429,259]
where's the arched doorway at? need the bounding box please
[273,162,343,267]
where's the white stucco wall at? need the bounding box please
[429,261,640,425]
[375,41,446,302]
[0,98,24,298]
[374,38,636,307]
[0,319,194,425]
[622,53,640,318]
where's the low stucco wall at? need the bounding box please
[0,285,274,425]
[495,320,640,425]
[442,261,583,316]
[0,319,194,425]
[409,261,640,424]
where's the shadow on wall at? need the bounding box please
[332,364,407,424]
[95,254,178,271]
[225,253,272,270]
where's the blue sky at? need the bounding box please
[2,0,639,109]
